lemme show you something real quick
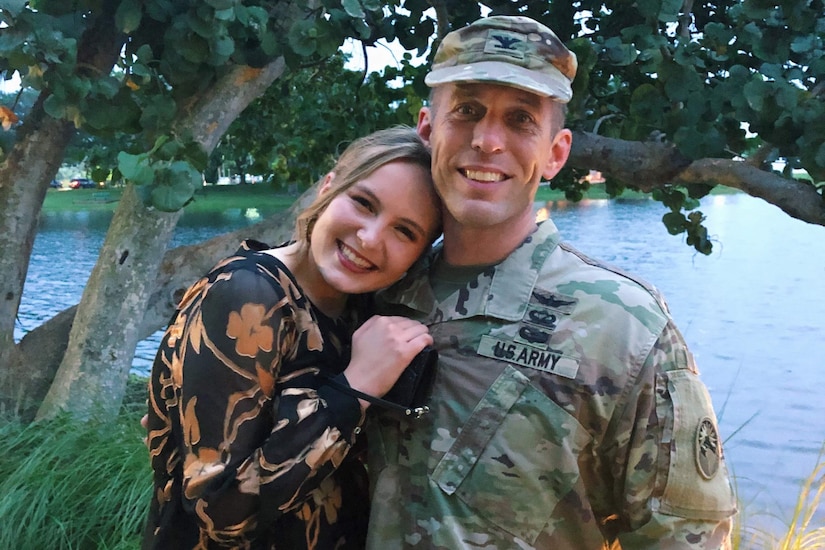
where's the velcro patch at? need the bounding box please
[477,335,578,379]
[484,30,526,60]
[529,289,577,314]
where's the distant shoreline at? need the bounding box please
[43,182,740,214]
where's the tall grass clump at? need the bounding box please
[735,448,825,550]
[0,381,151,549]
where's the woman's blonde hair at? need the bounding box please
[294,126,440,247]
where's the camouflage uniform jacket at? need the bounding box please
[366,221,737,549]
[144,240,370,550]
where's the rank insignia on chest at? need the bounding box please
[477,335,579,379]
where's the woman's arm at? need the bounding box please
[151,264,363,545]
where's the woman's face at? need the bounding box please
[309,160,440,295]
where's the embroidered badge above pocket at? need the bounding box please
[529,289,577,314]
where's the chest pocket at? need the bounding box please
[430,366,591,543]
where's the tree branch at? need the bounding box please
[569,131,825,227]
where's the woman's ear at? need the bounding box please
[319,172,336,195]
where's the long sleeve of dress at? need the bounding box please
[145,247,366,549]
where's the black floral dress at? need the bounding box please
[143,240,370,550]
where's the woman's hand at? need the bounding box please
[343,315,432,408]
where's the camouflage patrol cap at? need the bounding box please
[425,15,577,103]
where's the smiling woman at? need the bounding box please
[142,126,443,550]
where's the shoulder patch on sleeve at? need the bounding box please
[655,370,737,521]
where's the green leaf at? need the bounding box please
[703,22,734,46]
[686,184,714,200]
[662,211,686,235]
[187,12,215,38]
[351,18,372,40]
[130,63,151,78]
[259,29,279,56]
[288,19,318,56]
[117,152,155,186]
[94,75,121,99]
[157,139,182,159]
[630,84,667,125]
[662,64,701,102]
[682,196,700,210]
[634,0,659,21]
[743,78,766,112]
[603,37,637,66]
[245,6,268,28]
[1,0,28,17]
[168,160,202,187]
[149,161,200,211]
[140,95,177,133]
[234,4,249,25]
[135,44,153,63]
[42,95,66,119]
[658,0,681,22]
[791,34,817,54]
[177,33,209,64]
[211,34,235,61]
[115,0,142,34]
[342,0,365,18]
[204,0,234,10]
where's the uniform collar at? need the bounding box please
[380,221,561,321]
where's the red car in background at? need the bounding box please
[68,178,97,189]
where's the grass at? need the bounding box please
[0,377,150,550]
[735,449,825,549]
[43,184,299,214]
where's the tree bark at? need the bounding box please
[0,0,126,417]
[570,131,825,227]
[0,95,75,416]
[36,185,181,420]
[35,59,288,421]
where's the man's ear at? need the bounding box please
[319,172,335,195]
[542,128,572,181]
[416,107,433,146]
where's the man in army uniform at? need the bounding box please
[366,15,738,549]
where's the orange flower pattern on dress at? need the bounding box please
[144,241,370,550]
[226,303,275,357]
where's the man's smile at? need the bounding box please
[459,168,508,182]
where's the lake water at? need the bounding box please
[17,193,825,535]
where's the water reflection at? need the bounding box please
[20,193,825,532]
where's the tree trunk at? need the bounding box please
[0,2,125,417]
[36,185,181,420]
[35,59,288,420]
[0,96,76,416]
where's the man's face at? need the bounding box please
[417,82,571,232]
